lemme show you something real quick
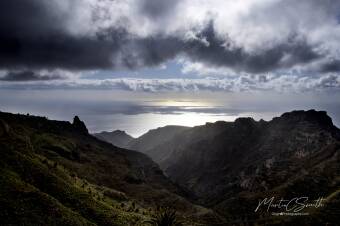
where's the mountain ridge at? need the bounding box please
[94,130,134,149]
[0,111,221,225]
[1,109,339,225]
[115,109,340,225]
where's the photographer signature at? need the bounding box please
[254,196,325,213]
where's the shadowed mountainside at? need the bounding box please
[2,110,339,225]
[127,126,190,164]
[0,112,222,226]
[94,130,134,149]
[126,110,340,225]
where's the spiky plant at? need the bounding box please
[145,207,181,226]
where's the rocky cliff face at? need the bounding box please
[72,115,89,134]
[131,110,340,225]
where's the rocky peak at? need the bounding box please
[234,117,257,130]
[94,130,134,148]
[275,109,334,128]
[72,116,88,134]
[111,130,128,135]
[234,117,256,124]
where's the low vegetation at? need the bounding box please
[0,112,220,225]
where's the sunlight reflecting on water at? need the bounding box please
[123,112,238,137]
[1,89,340,137]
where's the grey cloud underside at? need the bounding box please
[185,23,321,73]
[0,35,121,70]
[0,0,160,70]
[0,0,334,75]
[321,60,340,73]
[139,0,180,19]
[0,1,113,70]
[0,71,64,81]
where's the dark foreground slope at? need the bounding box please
[0,112,220,226]
[131,110,340,225]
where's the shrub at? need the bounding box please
[146,208,181,226]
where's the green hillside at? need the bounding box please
[0,112,220,226]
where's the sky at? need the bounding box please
[0,0,340,136]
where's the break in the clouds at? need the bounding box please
[1,0,340,77]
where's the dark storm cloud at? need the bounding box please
[129,36,184,68]
[0,2,123,70]
[0,0,129,70]
[0,71,64,81]
[0,1,65,38]
[0,0,181,71]
[102,23,322,74]
[139,0,180,19]
[0,0,339,77]
[320,60,340,73]
[0,35,124,70]
[184,23,321,73]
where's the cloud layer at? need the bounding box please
[1,74,339,93]
[0,71,66,81]
[1,0,340,77]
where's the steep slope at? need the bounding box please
[0,112,220,226]
[127,125,190,163]
[94,130,134,149]
[133,110,340,225]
